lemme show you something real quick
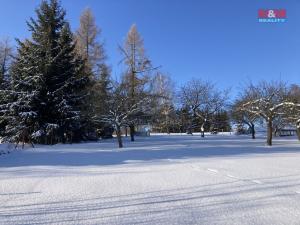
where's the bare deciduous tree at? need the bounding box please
[0,38,13,82]
[97,82,150,148]
[180,79,228,137]
[241,81,299,146]
[232,95,258,139]
[285,84,300,140]
[150,72,176,133]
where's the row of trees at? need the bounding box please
[0,0,178,148]
[232,81,300,146]
[0,0,299,148]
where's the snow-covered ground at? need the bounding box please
[1,134,300,225]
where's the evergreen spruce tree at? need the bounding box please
[0,39,13,137]
[4,0,87,145]
[2,40,39,146]
[92,63,113,138]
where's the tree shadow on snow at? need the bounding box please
[0,135,300,167]
[1,173,300,225]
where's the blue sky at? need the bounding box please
[0,0,299,97]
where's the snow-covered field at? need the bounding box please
[1,134,300,225]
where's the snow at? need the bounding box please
[1,134,300,225]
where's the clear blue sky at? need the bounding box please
[0,0,299,97]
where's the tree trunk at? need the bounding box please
[296,123,300,141]
[166,114,170,134]
[297,129,300,141]
[267,119,272,146]
[129,124,135,142]
[116,125,123,148]
[250,123,255,139]
[201,123,205,138]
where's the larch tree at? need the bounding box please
[119,24,157,142]
[75,8,106,76]
[75,8,111,139]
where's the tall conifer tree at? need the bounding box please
[4,0,87,145]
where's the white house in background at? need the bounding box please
[135,124,151,136]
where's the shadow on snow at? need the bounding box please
[0,134,300,167]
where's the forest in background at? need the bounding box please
[0,0,300,148]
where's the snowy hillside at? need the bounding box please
[1,134,300,225]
